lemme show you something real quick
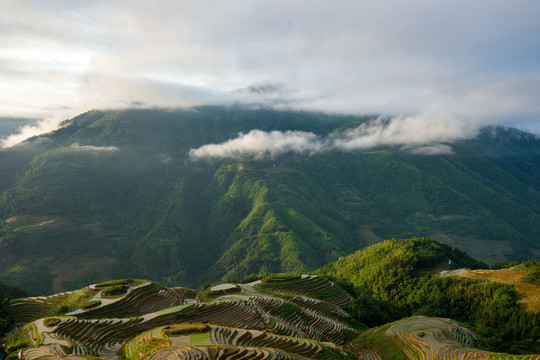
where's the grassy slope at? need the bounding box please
[453,268,540,312]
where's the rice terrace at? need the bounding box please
[2,1,540,359]
[3,264,540,360]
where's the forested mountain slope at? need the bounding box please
[1,107,540,293]
[319,238,540,353]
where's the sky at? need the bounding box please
[1,0,540,147]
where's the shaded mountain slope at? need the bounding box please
[1,107,540,293]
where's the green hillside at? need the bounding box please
[2,275,360,360]
[320,238,540,353]
[1,107,540,293]
[319,237,488,303]
[1,239,539,359]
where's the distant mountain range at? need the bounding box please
[0,106,539,294]
[0,118,37,139]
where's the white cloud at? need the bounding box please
[402,144,454,156]
[0,116,67,148]
[1,0,540,146]
[70,143,119,152]
[189,130,324,159]
[189,114,469,159]
[333,113,476,150]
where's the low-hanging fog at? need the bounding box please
[1,1,539,148]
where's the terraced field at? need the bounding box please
[8,285,99,323]
[122,323,353,360]
[8,279,185,323]
[355,316,540,360]
[6,275,538,360]
[4,276,359,360]
[447,269,540,312]
[256,274,352,308]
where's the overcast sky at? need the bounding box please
[1,0,540,146]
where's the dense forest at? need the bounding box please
[0,281,27,334]
[1,107,540,294]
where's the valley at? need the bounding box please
[4,2,539,358]
[0,108,539,293]
[1,109,540,358]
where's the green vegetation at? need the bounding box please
[188,332,211,345]
[43,317,61,327]
[4,275,360,360]
[346,286,404,327]
[320,238,540,353]
[257,274,351,308]
[0,280,28,333]
[520,259,540,285]
[57,305,75,315]
[1,107,539,358]
[95,278,133,287]
[3,259,540,360]
[81,300,101,309]
[270,302,304,318]
[164,323,209,335]
[262,273,302,283]
[319,237,487,306]
[4,340,29,358]
[492,260,519,269]
[354,324,408,360]
[320,346,356,360]
[1,108,540,293]
[487,355,540,359]
[101,285,128,297]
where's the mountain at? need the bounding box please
[318,238,540,353]
[318,237,489,305]
[0,118,37,139]
[2,239,539,359]
[1,107,540,293]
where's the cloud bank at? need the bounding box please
[189,114,463,159]
[1,0,540,146]
[332,113,473,150]
[0,116,67,148]
[189,130,324,159]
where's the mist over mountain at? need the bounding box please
[0,118,38,139]
[3,3,540,358]
[0,106,539,294]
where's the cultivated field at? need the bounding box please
[355,316,540,360]
[6,275,539,360]
[448,268,540,312]
[5,276,358,360]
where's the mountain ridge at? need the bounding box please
[1,107,540,293]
